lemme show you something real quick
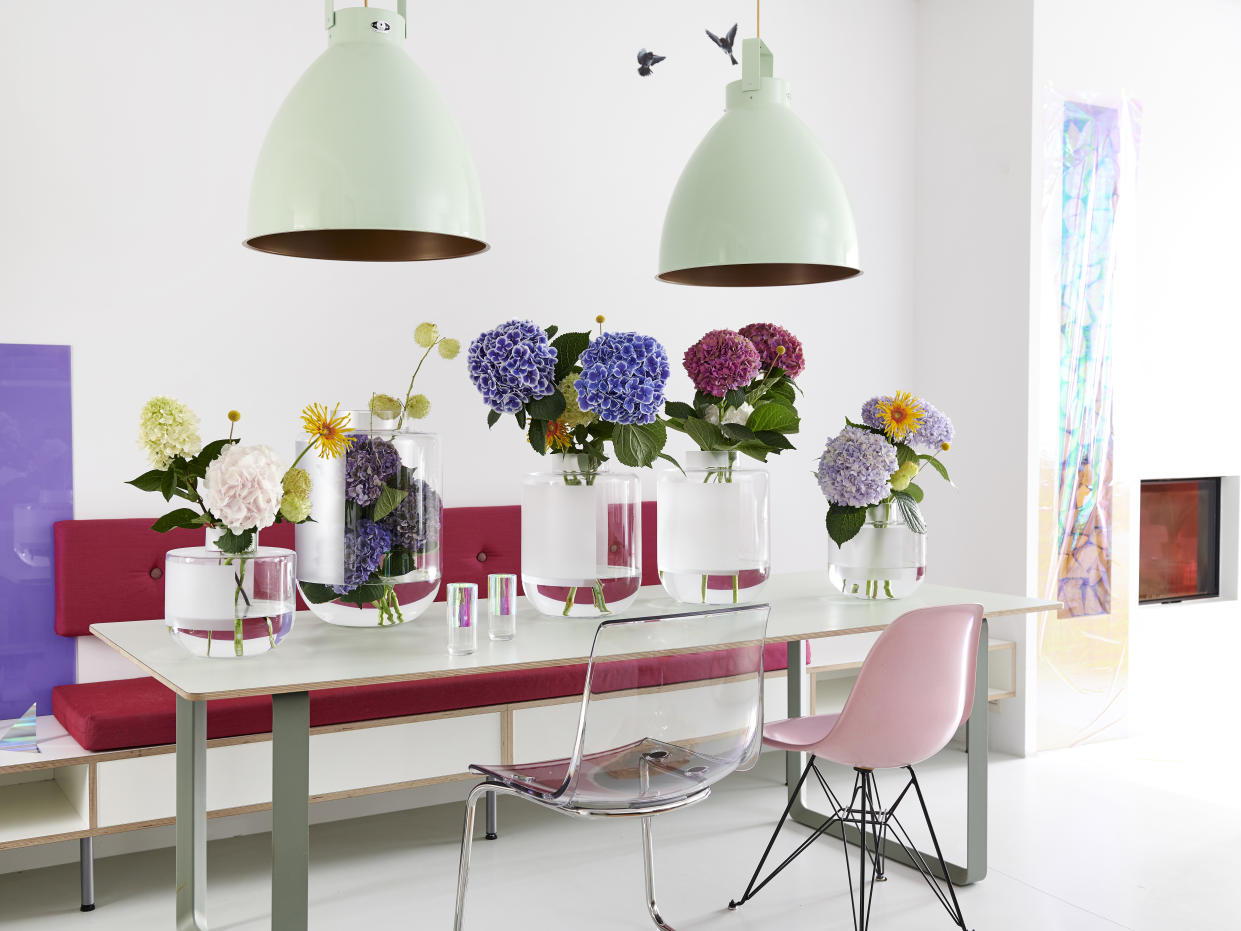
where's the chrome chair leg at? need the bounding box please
[485,788,499,840]
[641,816,675,930]
[454,783,492,931]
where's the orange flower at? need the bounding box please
[545,420,573,452]
[876,390,925,442]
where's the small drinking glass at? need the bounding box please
[446,583,477,655]
[488,573,518,641]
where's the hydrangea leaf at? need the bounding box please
[826,505,867,547]
[755,430,795,450]
[186,438,236,478]
[333,582,388,607]
[725,388,748,409]
[747,403,798,434]
[895,443,918,467]
[918,454,951,482]
[371,485,408,523]
[664,401,696,420]
[612,421,667,468]
[527,389,567,422]
[297,581,341,605]
[905,481,925,503]
[213,527,256,555]
[528,417,547,454]
[150,508,203,533]
[127,469,168,492]
[683,417,726,451]
[487,410,501,428]
[551,332,591,383]
[720,423,758,444]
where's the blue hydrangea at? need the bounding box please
[817,427,898,508]
[467,320,558,414]
[380,478,442,553]
[908,402,955,450]
[574,332,670,425]
[333,519,392,593]
[860,396,886,430]
[344,436,402,507]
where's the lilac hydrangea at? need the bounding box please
[817,427,899,508]
[467,320,558,414]
[380,479,442,553]
[344,436,402,506]
[333,519,392,593]
[574,332,670,425]
[860,396,887,430]
[738,323,806,379]
[908,402,954,450]
[683,329,761,398]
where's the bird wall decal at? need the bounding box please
[706,24,739,65]
[637,48,666,77]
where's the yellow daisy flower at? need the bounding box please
[545,420,573,452]
[876,390,925,442]
[301,402,354,459]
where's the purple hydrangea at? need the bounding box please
[467,320,558,414]
[574,332,670,425]
[908,402,954,450]
[380,478,442,552]
[344,436,402,506]
[860,396,886,430]
[738,323,806,379]
[817,427,898,508]
[683,329,761,398]
[333,519,392,593]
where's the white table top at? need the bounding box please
[90,572,1058,702]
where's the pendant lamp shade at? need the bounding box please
[658,39,859,287]
[245,3,486,261]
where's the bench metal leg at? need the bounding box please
[79,837,95,912]
[484,789,498,840]
[272,691,310,931]
[175,696,208,931]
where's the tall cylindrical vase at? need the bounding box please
[164,529,296,658]
[521,454,641,618]
[295,412,443,627]
[826,503,926,599]
[657,450,770,604]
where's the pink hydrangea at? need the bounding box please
[683,329,761,398]
[201,444,285,535]
[738,322,806,378]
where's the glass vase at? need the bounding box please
[827,503,926,599]
[521,454,641,618]
[656,451,770,604]
[164,529,296,658]
[295,412,442,627]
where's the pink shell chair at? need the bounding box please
[729,603,984,931]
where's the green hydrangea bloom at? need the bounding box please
[279,493,311,524]
[282,467,311,499]
[889,460,919,492]
[139,396,203,469]
[559,374,597,429]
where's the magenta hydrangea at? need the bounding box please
[683,329,762,398]
[738,323,806,378]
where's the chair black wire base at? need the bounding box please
[728,756,970,931]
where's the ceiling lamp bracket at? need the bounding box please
[741,38,773,93]
[324,1,408,38]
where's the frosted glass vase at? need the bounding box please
[295,413,442,627]
[827,504,926,599]
[164,530,296,658]
[521,455,641,617]
[656,451,770,604]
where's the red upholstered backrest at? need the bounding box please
[53,502,660,637]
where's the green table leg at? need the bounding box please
[176,696,208,931]
[785,620,990,885]
[271,691,310,931]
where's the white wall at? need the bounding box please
[0,0,919,580]
[1031,0,1241,743]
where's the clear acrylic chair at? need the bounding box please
[453,604,771,930]
[728,603,985,931]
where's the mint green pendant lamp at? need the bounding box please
[658,36,859,287]
[245,1,486,262]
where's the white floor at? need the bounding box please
[1,738,1237,930]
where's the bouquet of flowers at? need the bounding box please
[467,316,674,478]
[295,323,454,626]
[663,323,803,476]
[817,390,954,546]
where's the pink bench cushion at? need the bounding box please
[52,642,790,752]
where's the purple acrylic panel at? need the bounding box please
[0,344,75,720]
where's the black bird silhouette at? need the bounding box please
[637,48,666,77]
[706,24,738,65]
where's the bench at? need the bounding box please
[0,506,793,911]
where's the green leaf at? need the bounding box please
[664,401,696,420]
[127,469,168,492]
[747,403,799,434]
[905,481,925,503]
[159,469,176,501]
[486,410,501,428]
[825,505,867,547]
[845,417,886,435]
[515,409,527,429]
[683,417,726,451]
[656,452,684,474]
[612,421,667,468]
[693,389,722,413]
[382,547,419,578]
[528,417,547,454]
[755,430,795,451]
[150,508,203,533]
[371,485,408,522]
[297,581,341,605]
[213,527,256,554]
[186,439,235,478]
[919,454,951,482]
[891,491,927,533]
[333,582,388,607]
[895,442,918,467]
[544,325,559,340]
[720,423,758,444]
[551,332,591,383]
[724,388,747,409]
[733,441,770,462]
[527,389,567,422]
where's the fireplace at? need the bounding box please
[1139,478,1221,604]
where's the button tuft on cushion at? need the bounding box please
[476,552,487,562]
[149,567,162,580]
